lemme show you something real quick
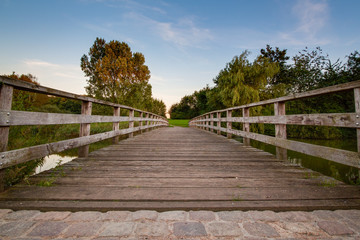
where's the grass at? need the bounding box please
[168,119,190,127]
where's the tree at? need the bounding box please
[215,51,279,107]
[81,38,151,108]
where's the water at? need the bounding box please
[34,155,76,174]
[234,136,360,185]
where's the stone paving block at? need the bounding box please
[64,211,103,221]
[247,210,279,222]
[277,211,314,222]
[128,210,158,221]
[243,222,280,238]
[99,222,135,237]
[312,210,342,221]
[27,221,69,237]
[158,211,187,221]
[189,211,215,221]
[135,222,170,237]
[217,211,247,222]
[102,211,130,221]
[0,221,35,237]
[173,222,207,237]
[5,210,40,221]
[335,210,360,220]
[34,211,71,221]
[275,222,325,237]
[317,221,354,236]
[207,221,243,237]
[62,222,104,237]
[0,209,12,218]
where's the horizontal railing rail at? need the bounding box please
[189,80,360,169]
[0,76,168,172]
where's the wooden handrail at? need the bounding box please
[189,81,360,169]
[0,76,168,171]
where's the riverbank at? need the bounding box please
[1,209,359,239]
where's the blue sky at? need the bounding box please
[1,0,359,112]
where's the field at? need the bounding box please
[168,119,190,127]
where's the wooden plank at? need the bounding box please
[0,76,167,121]
[129,110,134,138]
[355,88,360,152]
[193,113,359,128]
[0,125,163,169]
[113,107,120,144]
[0,126,359,211]
[227,110,232,138]
[243,108,250,146]
[78,101,92,157]
[0,84,13,192]
[3,185,360,201]
[0,199,359,212]
[275,102,287,160]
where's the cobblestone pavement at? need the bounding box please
[0,209,360,239]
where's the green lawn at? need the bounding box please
[168,119,190,127]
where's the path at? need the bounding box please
[0,209,360,239]
[0,127,359,211]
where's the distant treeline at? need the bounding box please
[169,46,360,139]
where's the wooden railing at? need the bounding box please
[189,80,360,169]
[0,76,168,172]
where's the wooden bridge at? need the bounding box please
[0,77,360,211]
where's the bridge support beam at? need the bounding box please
[227,110,232,139]
[112,107,120,144]
[217,112,221,135]
[78,101,92,157]
[0,84,13,192]
[242,108,250,146]
[129,110,134,138]
[354,88,360,153]
[274,102,287,161]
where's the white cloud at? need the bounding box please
[277,0,330,46]
[24,59,60,68]
[154,17,213,48]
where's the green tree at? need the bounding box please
[81,38,151,108]
[215,51,279,107]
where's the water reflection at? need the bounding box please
[34,155,76,174]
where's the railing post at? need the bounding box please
[210,113,214,133]
[140,112,144,133]
[78,101,92,157]
[129,109,134,138]
[227,110,232,139]
[205,115,209,131]
[112,107,120,144]
[0,84,13,192]
[242,108,250,146]
[146,113,149,132]
[217,112,221,135]
[354,88,360,152]
[0,84,13,152]
[274,102,287,160]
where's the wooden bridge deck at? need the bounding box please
[0,127,360,211]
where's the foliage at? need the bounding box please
[170,46,360,140]
[168,119,190,127]
[81,37,166,116]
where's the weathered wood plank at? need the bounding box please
[0,110,166,126]
[198,125,360,168]
[78,101,92,157]
[192,113,359,128]
[0,127,359,211]
[0,76,167,120]
[0,125,163,169]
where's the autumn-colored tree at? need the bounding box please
[81,38,152,108]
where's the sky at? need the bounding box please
[1,0,359,112]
